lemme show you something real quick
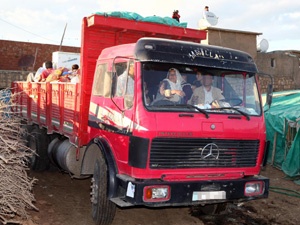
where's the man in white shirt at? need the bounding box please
[188,72,224,105]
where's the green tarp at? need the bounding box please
[95,11,188,28]
[264,90,300,179]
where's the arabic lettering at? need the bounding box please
[188,48,226,60]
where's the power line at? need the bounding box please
[0,17,59,44]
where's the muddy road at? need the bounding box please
[26,165,300,225]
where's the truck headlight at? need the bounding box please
[143,185,170,202]
[245,181,264,196]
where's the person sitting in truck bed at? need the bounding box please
[116,61,134,96]
[188,72,224,106]
[154,68,185,104]
[32,62,46,82]
[57,64,80,83]
[69,64,80,83]
[172,10,180,22]
[39,61,54,82]
[45,67,67,82]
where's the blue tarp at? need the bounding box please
[0,89,12,118]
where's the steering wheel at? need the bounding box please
[150,99,176,106]
[224,98,242,106]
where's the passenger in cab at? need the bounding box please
[143,81,151,105]
[192,69,203,91]
[188,72,224,105]
[155,68,185,104]
[116,61,135,96]
[181,74,193,103]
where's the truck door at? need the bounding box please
[89,58,135,133]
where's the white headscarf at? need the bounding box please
[164,68,183,91]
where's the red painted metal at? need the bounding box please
[10,14,269,207]
[13,14,206,147]
[77,14,207,146]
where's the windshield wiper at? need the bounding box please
[185,104,209,118]
[149,103,210,118]
[210,107,250,121]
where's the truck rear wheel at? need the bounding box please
[91,155,116,225]
[21,123,34,143]
[28,127,50,171]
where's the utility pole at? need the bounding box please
[59,23,67,51]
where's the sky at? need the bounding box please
[1,0,300,52]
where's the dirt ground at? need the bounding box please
[24,165,300,225]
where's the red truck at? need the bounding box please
[13,14,271,225]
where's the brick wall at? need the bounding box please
[0,40,80,71]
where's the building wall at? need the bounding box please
[0,70,28,89]
[201,28,260,60]
[0,40,80,71]
[1,37,300,92]
[201,28,300,93]
[256,51,300,91]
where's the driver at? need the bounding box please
[188,72,224,106]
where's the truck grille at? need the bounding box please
[150,138,259,169]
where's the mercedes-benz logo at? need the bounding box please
[201,143,219,160]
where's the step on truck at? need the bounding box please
[12,14,272,225]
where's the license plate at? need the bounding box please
[192,191,226,201]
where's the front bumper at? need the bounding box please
[115,175,269,207]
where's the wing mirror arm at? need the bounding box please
[258,72,273,110]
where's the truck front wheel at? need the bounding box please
[192,203,228,215]
[91,155,116,225]
[28,127,50,171]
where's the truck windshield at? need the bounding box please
[142,63,262,116]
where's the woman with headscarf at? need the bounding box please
[155,68,185,104]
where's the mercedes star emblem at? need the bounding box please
[201,143,220,160]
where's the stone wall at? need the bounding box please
[257,51,300,92]
[0,70,28,89]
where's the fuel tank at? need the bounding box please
[48,138,84,176]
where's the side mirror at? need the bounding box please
[258,72,273,110]
[266,84,273,106]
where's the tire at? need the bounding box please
[198,203,228,215]
[28,127,50,171]
[21,124,34,144]
[91,154,116,225]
